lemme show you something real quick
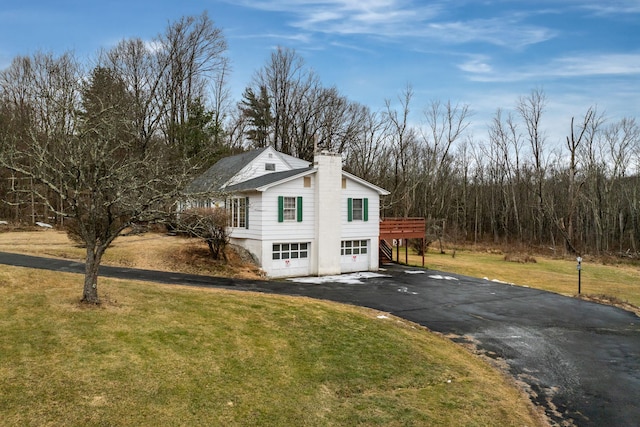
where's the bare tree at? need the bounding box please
[517,88,547,244]
[384,85,417,217]
[254,47,313,155]
[0,15,227,304]
[176,207,231,259]
[420,99,471,223]
[343,107,390,183]
[558,107,598,253]
[158,12,227,149]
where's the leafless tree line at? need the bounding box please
[1,16,639,265]
[235,63,640,256]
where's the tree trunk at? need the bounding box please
[82,245,103,304]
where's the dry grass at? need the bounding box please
[0,228,263,279]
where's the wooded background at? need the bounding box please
[1,13,638,258]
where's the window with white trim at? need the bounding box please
[283,197,296,221]
[278,196,303,222]
[347,198,368,222]
[272,242,309,260]
[341,240,368,255]
[229,197,247,228]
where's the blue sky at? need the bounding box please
[1,0,639,144]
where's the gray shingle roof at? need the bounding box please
[224,167,313,192]
[184,147,268,193]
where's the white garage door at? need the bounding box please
[340,239,370,273]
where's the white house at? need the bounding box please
[181,146,389,278]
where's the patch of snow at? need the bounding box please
[405,270,425,274]
[397,286,418,295]
[35,222,52,228]
[491,278,515,285]
[0,220,8,225]
[288,271,390,285]
[428,274,458,281]
[485,277,517,286]
[376,315,389,319]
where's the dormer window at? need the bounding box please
[265,163,276,171]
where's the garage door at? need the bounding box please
[340,239,370,273]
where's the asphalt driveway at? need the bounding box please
[1,252,638,426]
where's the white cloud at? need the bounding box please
[581,0,640,15]
[458,55,493,74]
[463,52,640,82]
[229,0,556,49]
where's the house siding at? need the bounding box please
[226,147,300,187]
[263,176,316,278]
[184,148,388,279]
[341,180,381,272]
[261,178,316,242]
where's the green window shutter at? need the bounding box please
[245,197,250,229]
[297,196,303,222]
[278,196,284,223]
[347,198,353,222]
[363,198,369,221]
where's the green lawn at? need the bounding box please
[0,265,544,426]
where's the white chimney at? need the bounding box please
[314,150,342,276]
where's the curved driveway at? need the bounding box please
[1,252,638,426]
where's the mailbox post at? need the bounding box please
[576,256,582,294]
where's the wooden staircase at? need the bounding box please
[379,239,393,264]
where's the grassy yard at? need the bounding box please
[403,246,640,314]
[6,228,637,425]
[0,264,545,426]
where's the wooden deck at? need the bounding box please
[379,218,426,266]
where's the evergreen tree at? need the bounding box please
[240,85,272,148]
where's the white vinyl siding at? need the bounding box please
[226,147,301,187]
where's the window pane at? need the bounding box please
[345,248,352,255]
[273,244,280,252]
[352,199,363,221]
[282,252,289,259]
[291,252,299,259]
[291,243,299,251]
[361,240,367,246]
[283,197,296,221]
[301,251,307,258]
[353,248,360,255]
[273,253,280,260]
[300,243,308,250]
[362,248,367,254]
[345,241,352,248]
[282,244,289,251]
